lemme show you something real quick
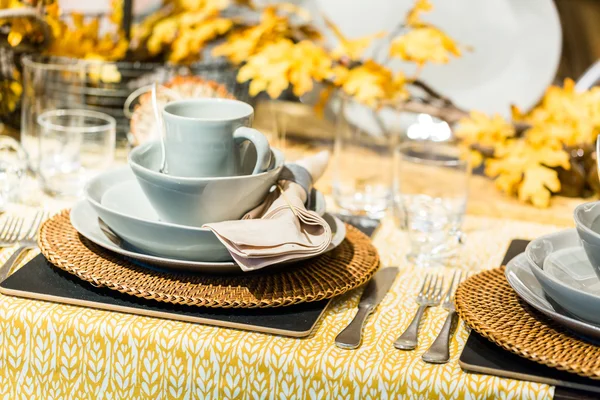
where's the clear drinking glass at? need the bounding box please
[37,109,116,197]
[393,141,471,267]
[0,136,28,210]
[21,55,87,171]
[332,96,402,218]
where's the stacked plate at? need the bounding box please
[70,149,346,274]
[506,201,600,340]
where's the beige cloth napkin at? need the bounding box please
[204,151,332,271]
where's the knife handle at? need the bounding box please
[335,306,373,349]
[422,311,458,364]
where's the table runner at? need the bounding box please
[0,204,563,399]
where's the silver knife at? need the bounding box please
[335,267,399,349]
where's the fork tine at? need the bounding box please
[419,274,431,295]
[436,277,445,298]
[8,217,23,242]
[450,271,465,300]
[444,271,459,301]
[25,211,44,240]
[3,216,17,240]
[0,216,14,240]
[427,275,438,297]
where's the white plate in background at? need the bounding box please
[312,0,561,117]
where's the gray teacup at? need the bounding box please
[162,98,271,178]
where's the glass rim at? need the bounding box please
[37,109,116,134]
[396,141,469,168]
[21,54,85,72]
[21,54,230,71]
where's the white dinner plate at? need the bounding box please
[313,0,561,117]
[71,200,346,273]
[505,253,600,342]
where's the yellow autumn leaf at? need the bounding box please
[390,26,460,66]
[237,39,293,97]
[455,111,515,148]
[9,81,21,97]
[7,29,22,47]
[178,0,230,12]
[323,16,385,61]
[335,60,407,106]
[237,39,332,98]
[213,6,290,64]
[87,62,122,83]
[484,139,570,208]
[518,165,561,208]
[147,17,179,55]
[169,17,232,62]
[469,149,483,169]
[406,0,433,27]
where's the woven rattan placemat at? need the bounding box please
[455,267,600,380]
[38,210,380,308]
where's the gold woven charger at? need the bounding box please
[455,267,600,380]
[38,210,380,308]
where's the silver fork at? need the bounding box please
[394,274,444,350]
[0,215,25,247]
[422,271,466,364]
[0,211,46,282]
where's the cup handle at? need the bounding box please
[233,127,271,174]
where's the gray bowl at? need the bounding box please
[129,141,284,227]
[525,228,600,325]
[574,201,600,281]
[84,167,231,262]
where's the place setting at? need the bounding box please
[0,93,384,337]
[451,141,600,393]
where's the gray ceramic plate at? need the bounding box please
[84,166,326,263]
[70,200,345,273]
[525,229,600,325]
[505,253,600,341]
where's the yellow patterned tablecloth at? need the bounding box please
[0,201,564,399]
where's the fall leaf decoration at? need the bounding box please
[0,0,460,104]
[389,26,460,66]
[237,38,333,98]
[457,79,600,208]
[455,111,515,151]
[0,75,21,114]
[213,0,459,102]
[144,3,233,63]
[333,62,408,106]
[389,0,460,66]
[406,0,433,27]
[485,139,570,208]
[212,6,297,65]
[46,12,128,61]
[323,16,384,62]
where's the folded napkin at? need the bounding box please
[203,151,332,271]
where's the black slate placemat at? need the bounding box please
[0,214,380,337]
[0,254,332,336]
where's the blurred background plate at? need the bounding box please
[312,0,562,117]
